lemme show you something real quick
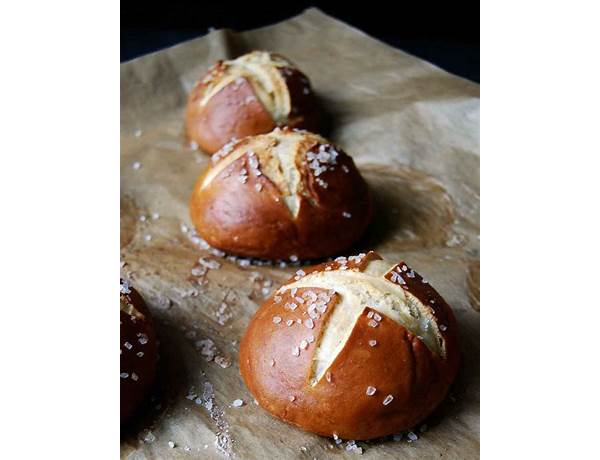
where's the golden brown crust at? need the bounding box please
[189,129,372,260]
[239,252,459,439]
[185,51,320,154]
[120,280,158,424]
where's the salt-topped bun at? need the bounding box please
[239,252,460,440]
[120,279,158,423]
[189,128,372,260]
[185,51,320,154]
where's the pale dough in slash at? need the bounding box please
[201,130,328,218]
[199,51,292,124]
[280,259,444,383]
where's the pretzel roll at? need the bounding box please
[185,51,320,154]
[239,252,460,440]
[120,280,158,423]
[189,128,371,260]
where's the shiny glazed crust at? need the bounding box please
[185,51,320,154]
[239,252,460,440]
[120,280,158,423]
[189,128,372,260]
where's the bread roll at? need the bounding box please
[189,128,372,260]
[120,279,158,423]
[185,51,320,154]
[239,252,459,439]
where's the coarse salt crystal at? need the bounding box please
[299,340,308,350]
[440,325,447,331]
[168,441,175,448]
[368,320,379,328]
[368,340,377,347]
[232,399,244,407]
[383,395,394,405]
[292,347,300,356]
[304,318,314,329]
[132,161,141,170]
[366,386,376,396]
[272,316,282,324]
[131,372,139,381]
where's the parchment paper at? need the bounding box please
[120,8,480,459]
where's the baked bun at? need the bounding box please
[239,252,460,440]
[189,128,372,260]
[120,280,158,423]
[185,51,320,154]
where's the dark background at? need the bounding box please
[121,1,479,83]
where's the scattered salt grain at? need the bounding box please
[131,373,139,381]
[342,212,352,218]
[292,347,300,357]
[232,399,244,407]
[383,395,394,405]
[144,234,152,241]
[132,161,141,170]
[368,340,377,347]
[272,316,282,324]
[214,355,232,368]
[168,441,175,448]
[407,431,418,442]
[440,324,447,331]
[366,386,376,396]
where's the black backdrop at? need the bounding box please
[121,1,479,82]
